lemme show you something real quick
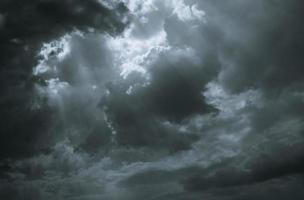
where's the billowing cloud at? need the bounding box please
[1,0,304,200]
[0,0,128,159]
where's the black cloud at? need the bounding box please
[100,51,218,151]
[0,0,128,159]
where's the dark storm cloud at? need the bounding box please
[99,49,218,151]
[1,0,304,199]
[205,0,304,190]
[152,175,304,200]
[249,89,304,134]
[183,144,304,191]
[200,0,304,94]
[147,50,219,121]
[0,0,128,159]
[117,144,304,197]
[164,0,304,195]
[0,0,127,70]
[105,0,304,197]
[40,34,118,155]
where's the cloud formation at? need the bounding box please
[0,0,128,159]
[1,0,304,199]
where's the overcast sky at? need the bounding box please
[1,0,304,199]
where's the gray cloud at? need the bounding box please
[0,0,128,159]
[1,0,304,199]
[99,48,218,151]
[202,0,304,94]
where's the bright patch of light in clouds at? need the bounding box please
[39,35,71,62]
[107,29,169,77]
[45,78,69,95]
[33,34,71,76]
[106,0,206,78]
[171,1,206,22]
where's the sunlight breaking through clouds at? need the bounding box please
[1,0,304,199]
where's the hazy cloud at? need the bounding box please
[1,0,304,199]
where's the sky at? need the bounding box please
[0,0,304,199]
